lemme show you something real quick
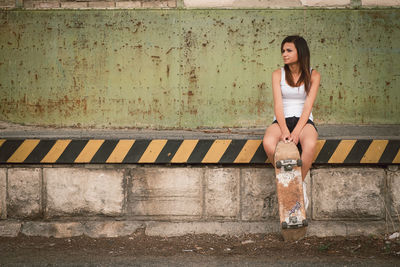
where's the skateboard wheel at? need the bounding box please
[302,219,308,227]
[276,161,282,168]
[282,222,288,229]
[297,159,302,167]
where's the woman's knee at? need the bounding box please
[263,125,280,145]
[300,138,317,154]
[263,136,277,154]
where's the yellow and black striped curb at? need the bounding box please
[0,139,399,164]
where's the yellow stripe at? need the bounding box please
[41,140,71,163]
[74,140,105,163]
[0,140,5,148]
[313,139,326,162]
[170,140,198,163]
[202,140,232,163]
[138,139,168,163]
[106,140,135,163]
[7,139,40,163]
[328,140,356,163]
[393,149,400,164]
[360,140,389,163]
[234,140,262,163]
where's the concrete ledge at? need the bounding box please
[362,0,400,6]
[21,222,85,238]
[184,0,302,8]
[0,221,21,237]
[183,0,358,8]
[20,221,145,238]
[0,220,393,238]
[84,221,145,238]
[145,221,280,237]
[301,0,351,6]
[307,221,387,237]
[1,124,399,140]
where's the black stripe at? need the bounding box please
[187,140,214,163]
[314,140,341,163]
[123,140,151,163]
[155,140,183,163]
[56,140,89,163]
[24,140,56,163]
[250,143,267,163]
[343,139,372,163]
[219,139,247,163]
[91,140,119,163]
[379,140,400,164]
[0,140,24,163]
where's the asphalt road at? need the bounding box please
[1,253,399,267]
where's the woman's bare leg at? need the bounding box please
[263,123,282,166]
[299,124,318,181]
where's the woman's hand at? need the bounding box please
[289,129,300,145]
[280,128,291,142]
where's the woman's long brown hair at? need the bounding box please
[281,36,311,94]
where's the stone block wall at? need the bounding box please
[1,0,400,9]
[312,168,386,220]
[127,168,203,218]
[45,168,125,218]
[0,165,399,237]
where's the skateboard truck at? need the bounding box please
[282,219,308,229]
[281,201,308,229]
[276,159,302,171]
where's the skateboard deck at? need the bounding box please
[274,141,307,241]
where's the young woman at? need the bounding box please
[263,36,320,200]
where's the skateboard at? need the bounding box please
[274,141,308,241]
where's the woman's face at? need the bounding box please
[281,42,298,65]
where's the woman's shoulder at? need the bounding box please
[311,69,321,79]
[272,68,282,77]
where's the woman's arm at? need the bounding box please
[290,70,321,144]
[272,69,290,141]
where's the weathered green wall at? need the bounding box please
[1,10,399,128]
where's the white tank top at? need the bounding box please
[273,67,313,121]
